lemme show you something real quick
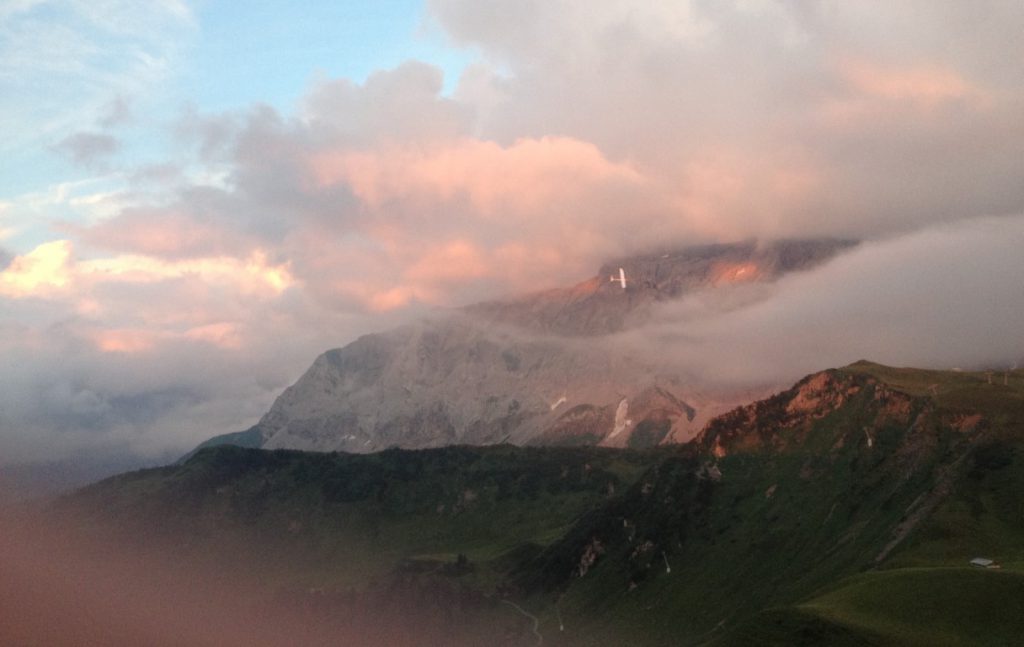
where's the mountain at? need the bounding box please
[45,361,1024,646]
[253,316,722,453]
[466,238,855,336]
[193,238,855,456]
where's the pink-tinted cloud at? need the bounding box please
[0,239,292,359]
[311,136,644,216]
[89,323,243,354]
[668,147,825,241]
[183,322,244,349]
[819,58,991,125]
[841,59,980,105]
[404,240,489,285]
[92,328,161,354]
[432,0,1024,239]
[303,135,659,305]
[78,209,237,258]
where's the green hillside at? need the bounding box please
[176,425,263,463]
[723,567,1024,646]
[51,362,1024,646]
[64,444,658,591]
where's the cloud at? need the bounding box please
[52,132,120,169]
[98,95,133,128]
[0,235,305,464]
[77,207,244,259]
[311,136,643,213]
[305,134,657,303]
[303,61,473,146]
[0,333,288,464]
[0,0,194,161]
[0,238,291,301]
[432,0,1024,239]
[0,263,369,466]
[835,58,983,108]
[0,239,74,298]
[624,215,1024,386]
[128,163,182,187]
[153,80,671,312]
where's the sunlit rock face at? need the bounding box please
[465,239,856,336]
[188,318,740,456]
[213,239,856,453]
[257,315,714,452]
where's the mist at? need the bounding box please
[621,216,1024,385]
[0,504,537,647]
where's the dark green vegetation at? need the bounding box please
[59,444,660,645]
[177,425,263,463]
[720,567,1024,646]
[68,444,655,588]
[56,362,1024,645]
[627,417,673,449]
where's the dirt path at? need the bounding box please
[502,599,543,645]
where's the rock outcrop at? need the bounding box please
[258,316,704,452]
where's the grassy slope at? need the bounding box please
[527,374,917,641]
[176,426,263,463]
[724,567,1024,647]
[805,567,1024,646]
[64,444,659,591]
[844,362,1024,569]
[712,362,1024,646]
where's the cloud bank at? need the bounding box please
[625,216,1024,385]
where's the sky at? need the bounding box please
[1,1,1023,470]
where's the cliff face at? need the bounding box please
[201,239,855,454]
[258,316,707,452]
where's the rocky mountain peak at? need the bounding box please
[694,367,927,460]
[465,238,855,336]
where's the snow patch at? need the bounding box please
[608,398,630,438]
[550,394,568,411]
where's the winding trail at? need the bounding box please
[502,599,543,645]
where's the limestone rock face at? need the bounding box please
[258,316,705,452]
[204,239,855,453]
